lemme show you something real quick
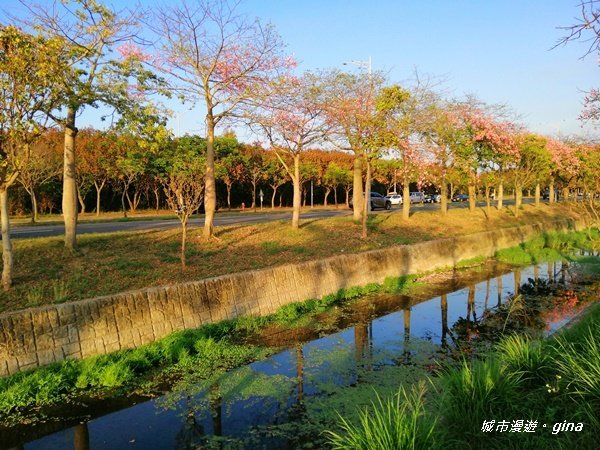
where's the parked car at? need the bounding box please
[452,193,469,202]
[409,192,425,204]
[424,194,441,203]
[388,193,403,205]
[349,192,392,210]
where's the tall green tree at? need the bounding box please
[24,0,151,250]
[0,25,63,289]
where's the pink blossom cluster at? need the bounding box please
[116,42,151,63]
[546,138,580,175]
[580,88,600,122]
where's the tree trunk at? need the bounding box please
[292,153,301,229]
[562,187,569,203]
[496,181,504,211]
[77,188,86,214]
[94,179,106,217]
[30,188,38,223]
[203,112,217,238]
[485,186,491,217]
[345,187,351,207]
[63,107,78,251]
[270,185,277,209]
[352,155,363,221]
[549,180,555,204]
[402,181,410,220]
[180,218,187,268]
[334,187,338,208]
[251,178,257,210]
[226,182,232,211]
[534,183,540,207]
[153,186,160,213]
[440,180,448,216]
[468,183,476,212]
[324,187,331,206]
[1,189,13,291]
[514,185,522,218]
[121,182,128,218]
[361,159,371,239]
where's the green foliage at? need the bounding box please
[327,382,436,450]
[553,323,600,405]
[496,246,533,265]
[495,228,599,266]
[496,334,552,387]
[438,357,521,439]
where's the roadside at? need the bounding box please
[0,202,591,314]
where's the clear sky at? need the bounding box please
[3,0,599,141]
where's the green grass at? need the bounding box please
[327,382,437,450]
[496,229,600,266]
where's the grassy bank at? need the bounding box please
[327,289,600,450]
[0,203,589,313]
[1,228,598,430]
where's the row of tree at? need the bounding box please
[2,0,599,288]
[16,127,600,221]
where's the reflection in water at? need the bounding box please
[441,294,449,349]
[13,258,599,450]
[514,269,521,296]
[467,285,476,321]
[174,401,204,450]
[295,345,304,404]
[497,275,503,307]
[210,383,222,438]
[73,423,89,450]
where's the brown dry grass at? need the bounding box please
[0,203,587,314]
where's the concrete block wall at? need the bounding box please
[0,219,582,377]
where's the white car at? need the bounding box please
[388,194,403,205]
[409,192,425,204]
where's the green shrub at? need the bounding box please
[327,382,436,450]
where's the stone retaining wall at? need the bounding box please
[0,219,584,377]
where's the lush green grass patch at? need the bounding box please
[496,228,599,266]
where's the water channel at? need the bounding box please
[2,258,598,450]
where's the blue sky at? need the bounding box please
[3,0,598,141]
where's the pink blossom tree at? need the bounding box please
[322,71,386,226]
[248,72,328,229]
[546,138,580,202]
[149,0,293,238]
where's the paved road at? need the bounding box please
[9,198,531,239]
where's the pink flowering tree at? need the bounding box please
[446,103,519,213]
[546,138,580,202]
[247,72,328,229]
[148,0,294,238]
[580,88,600,123]
[322,71,386,226]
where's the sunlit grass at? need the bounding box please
[1,203,585,313]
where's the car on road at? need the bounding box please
[388,193,403,205]
[424,194,441,203]
[452,193,469,202]
[349,192,392,210]
[409,192,425,204]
